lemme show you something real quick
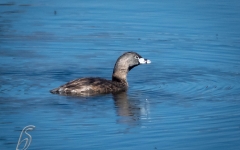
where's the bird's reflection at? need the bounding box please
[112,92,143,126]
[59,91,150,127]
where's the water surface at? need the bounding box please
[0,0,240,149]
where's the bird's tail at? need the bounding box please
[50,88,59,94]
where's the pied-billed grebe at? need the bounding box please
[50,52,151,96]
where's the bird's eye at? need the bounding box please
[134,55,139,59]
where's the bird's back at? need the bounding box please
[50,77,127,96]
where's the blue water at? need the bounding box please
[1,0,240,149]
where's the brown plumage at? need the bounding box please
[50,52,151,96]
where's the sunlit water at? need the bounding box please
[1,0,240,149]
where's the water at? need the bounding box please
[1,0,240,149]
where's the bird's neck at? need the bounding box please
[112,68,128,85]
